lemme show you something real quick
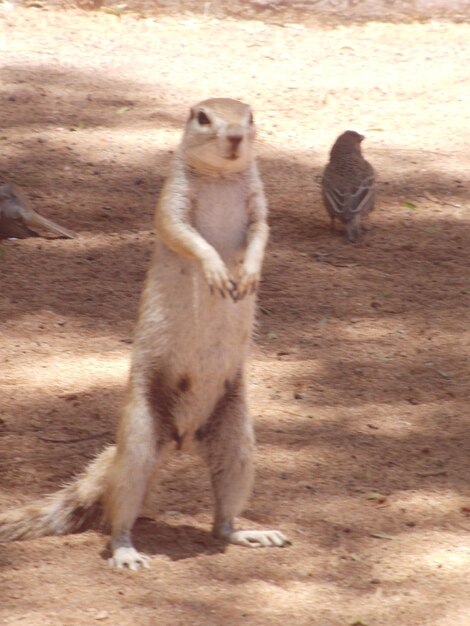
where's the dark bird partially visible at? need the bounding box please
[0,183,76,240]
[321,130,376,243]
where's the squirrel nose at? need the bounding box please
[228,135,243,149]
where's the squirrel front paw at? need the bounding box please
[202,253,236,299]
[236,261,261,300]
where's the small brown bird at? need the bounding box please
[321,130,376,243]
[0,183,76,239]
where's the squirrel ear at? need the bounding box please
[188,107,196,122]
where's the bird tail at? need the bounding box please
[345,215,361,243]
[0,445,115,542]
[26,212,76,239]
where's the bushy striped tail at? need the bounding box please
[0,445,115,542]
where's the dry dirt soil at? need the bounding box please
[1,4,470,626]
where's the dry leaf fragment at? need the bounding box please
[369,531,394,540]
[416,470,447,477]
[424,191,439,203]
[366,492,387,502]
[95,611,109,621]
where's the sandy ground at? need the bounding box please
[1,4,470,625]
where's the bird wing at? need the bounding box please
[325,175,374,216]
[0,211,38,238]
[0,185,37,238]
[323,161,375,222]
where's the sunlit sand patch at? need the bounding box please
[3,352,129,392]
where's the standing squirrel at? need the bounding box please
[0,98,289,569]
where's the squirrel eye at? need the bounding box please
[197,111,210,125]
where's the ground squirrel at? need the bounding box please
[0,183,76,239]
[321,130,376,242]
[0,98,289,569]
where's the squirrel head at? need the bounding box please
[182,98,256,174]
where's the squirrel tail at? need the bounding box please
[0,445,115,542]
